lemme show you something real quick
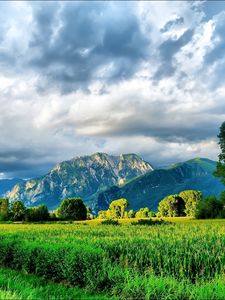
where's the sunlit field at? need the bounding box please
[0,218,224,299]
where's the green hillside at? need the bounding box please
[94,158,225,211]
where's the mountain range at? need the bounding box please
[6,153,152,210]
[4,153,225,212]
[94,158,224,211]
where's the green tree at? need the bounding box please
[126,209,135,218]
[26,204,49,222]
[158,195,185,217]
[214,122,225,184]
[135,207,153,218]
[179,190,202,217]
[0,198,9,221]
[97,210,108,219]
[57,198,87,220]
[11,200,26,221]
[109,198,129,219]
[195,196,223,219]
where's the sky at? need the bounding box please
[0,1,225,178]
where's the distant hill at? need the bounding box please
[0,178,24,197]
[94,158,225,212]
[7,153,153,209]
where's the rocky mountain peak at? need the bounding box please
[7,152,153,209]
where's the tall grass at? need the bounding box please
[0,219,224,298]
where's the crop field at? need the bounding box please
[0,219,224,299]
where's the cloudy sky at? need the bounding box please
[0,1,225,178]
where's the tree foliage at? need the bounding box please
[57,198,87,220]
[158,195,185,217]
[108,198,129,219]
[26,204,49,222]
[11,200,26,221]
[214,122,225,184]
[126,210,135,218]
[179,190,202,217]
[0,198,9,221]
[135,207,153,218]
[195,196,224,219]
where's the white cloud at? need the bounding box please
[0,1,224,177]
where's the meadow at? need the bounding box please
[0,218,224,299]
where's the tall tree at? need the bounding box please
[11,200,26,221]
[214,122,225,184]
[179,190,202,217]
[109,198,129,219]
[57,198,87,221]
[158,195,185,217]
[0,198,9,221]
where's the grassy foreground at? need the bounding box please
[0,267,111,300]
[0,218,224,299]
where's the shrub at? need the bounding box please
[131,219,167,226]
[101,219,120,225]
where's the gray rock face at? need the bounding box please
[7,152,153,209]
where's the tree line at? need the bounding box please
[0,189,225,222]
[0,197,88,222]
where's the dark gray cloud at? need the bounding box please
[160,16,184,33]
[154,29,194,79]
[25,2,150,94]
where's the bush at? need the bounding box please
[131,219,167,226]
[101,219,120,225]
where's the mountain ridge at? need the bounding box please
[7,152,153,209]
[5,154,224,212]
[94,157,224,211]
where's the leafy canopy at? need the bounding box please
[57,197,87,220]
[214,122,225,184]
[0,198,9,221]
[11,200,26,221]
[135,207,153,218]
[158,195,185,217]
[109,198,129,219]
[179,190,202,217]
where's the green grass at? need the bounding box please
[0,267,112,300]
[0,219,224,299]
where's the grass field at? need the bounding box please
[0,218,224,299]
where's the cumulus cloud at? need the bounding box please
[0,1,224,178]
